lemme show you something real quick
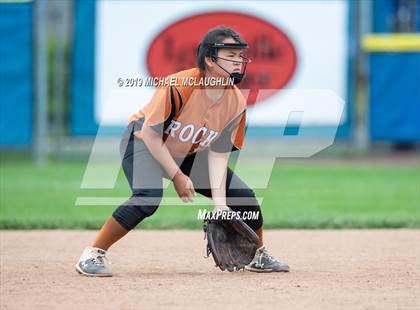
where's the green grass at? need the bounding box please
[0,159,419,229]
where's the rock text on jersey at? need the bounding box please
[164,120,219,147]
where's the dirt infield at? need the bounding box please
[1,230,419,310]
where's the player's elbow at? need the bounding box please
[141,126,162,145]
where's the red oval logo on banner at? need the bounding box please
[147,11,297,105]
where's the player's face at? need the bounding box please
[216,47,245,76]
[206,37,246,78]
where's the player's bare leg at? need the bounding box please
[91,217,129,250]
[256,227,264,247]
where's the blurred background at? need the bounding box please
[0,0,419,230]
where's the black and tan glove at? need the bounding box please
[204,210,260,272]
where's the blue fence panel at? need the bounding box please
[369,0,420,142]
[0,2,33,147]
[369,53,420,142]
[373,0,420,33]
[70,0,97,136]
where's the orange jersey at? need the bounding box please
[129,67,247,158]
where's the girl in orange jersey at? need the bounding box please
[76,26,289,276]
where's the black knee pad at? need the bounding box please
[112,189,163,230]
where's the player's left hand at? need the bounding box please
[173,171,196,203]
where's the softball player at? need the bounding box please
[76,26,289,276]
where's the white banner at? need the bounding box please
[96,0,348,126]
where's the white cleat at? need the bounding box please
[245,246,290,273]
[75,246,112,277]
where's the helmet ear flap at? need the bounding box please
[209,47,217,62]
